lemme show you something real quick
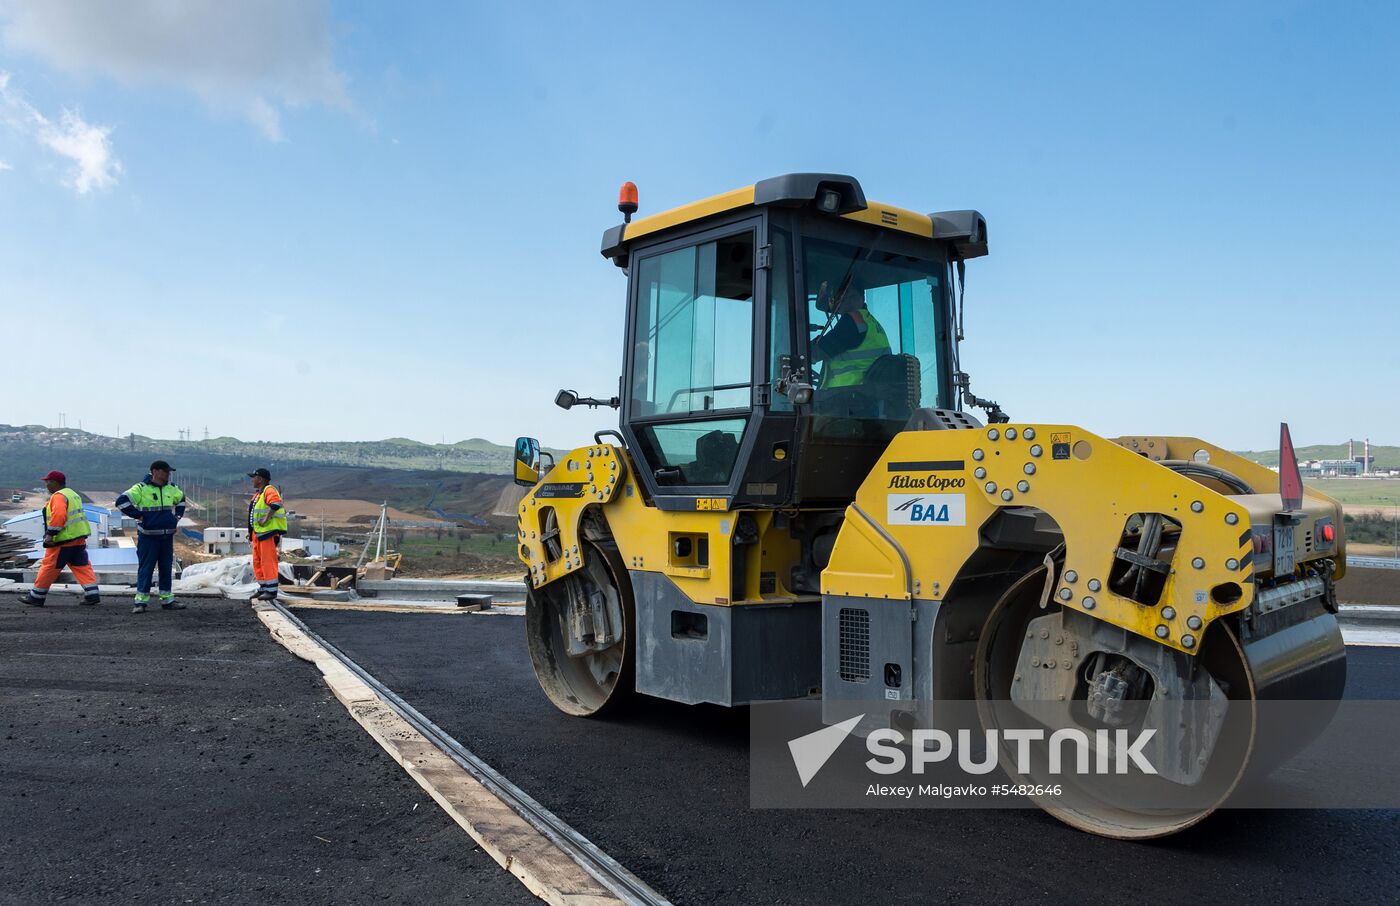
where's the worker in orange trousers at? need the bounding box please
[19,470,101,607]
[247,468,287,600]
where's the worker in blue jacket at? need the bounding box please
[115,460,187,613]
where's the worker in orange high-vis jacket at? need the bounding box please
[246,468,287,600]
[19,471,101,607]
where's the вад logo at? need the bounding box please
[887,493,967,526]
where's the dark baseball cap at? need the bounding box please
[40,470,66,483]
[247,468,272,480]
[150,460,175,472]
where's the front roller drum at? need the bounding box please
[525,539,636,717]
[974,564,1344,839]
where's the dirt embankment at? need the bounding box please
[492,482,528,518]
[280,466,510,517]
[287,498,449,526]
[1337,567,1400,606]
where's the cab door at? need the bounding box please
[621,216,765,508]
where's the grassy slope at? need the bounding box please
[0,430,516,525]
[0,425,565,486]
[1312,478,1400,508]
[1239,442,1400,470]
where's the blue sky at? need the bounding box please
[0,1,1395,450]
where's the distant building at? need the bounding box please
[279,537,341,558]
[202,529,338,558]
[204,527,252,555]
[1298,459,1366,478]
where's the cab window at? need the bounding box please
[631,233,754,416]
[635,418,748,486]
[804,236,944,419]
[630,232,755,486]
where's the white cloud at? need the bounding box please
[0,70,121,193]
[0,159,12,171]
[37,107,120,192]
[0,0,350,141]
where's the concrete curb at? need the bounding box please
[358,578,526,603]
[281,597,475,615]
[1339,603,1400,621]
[1338,604,1400,647]
[279,596,527,617]
[1348,557,1400,571]
[254,603,627,906]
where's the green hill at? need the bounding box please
[0,424,566,486]
[1237,442,1400,471]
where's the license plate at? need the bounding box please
[1273,521,1296,575]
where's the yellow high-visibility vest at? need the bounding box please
[46,488,91,544]
[251,487,288,534]
[824,310,892,388]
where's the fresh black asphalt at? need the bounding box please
[8,590,1396,905]
[0,594,536,906]
[299,608,1400,905]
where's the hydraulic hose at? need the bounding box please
[1158,460,1256,495]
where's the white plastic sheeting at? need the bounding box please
[173,555,294,600]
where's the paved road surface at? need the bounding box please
[0,594,536,906]
[301,608,1400,906]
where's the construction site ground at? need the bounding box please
[0,593,534,905]
[5,574,1400,904]
[287,608,1400,905]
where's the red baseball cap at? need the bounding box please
[40,470,66,483]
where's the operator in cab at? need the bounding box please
[810,277,891,391]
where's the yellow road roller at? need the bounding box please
[514,174,1347,837]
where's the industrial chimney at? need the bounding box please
[1365,438,1371,475]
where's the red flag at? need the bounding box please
[1279,422,1303,511]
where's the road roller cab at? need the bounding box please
[596,173,984,513]
[514,174,1347,839]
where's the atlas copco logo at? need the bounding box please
[888,474,966,490]
[787,715,1158,787]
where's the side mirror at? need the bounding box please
[555,389,578,410]
[514,436,543,487]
